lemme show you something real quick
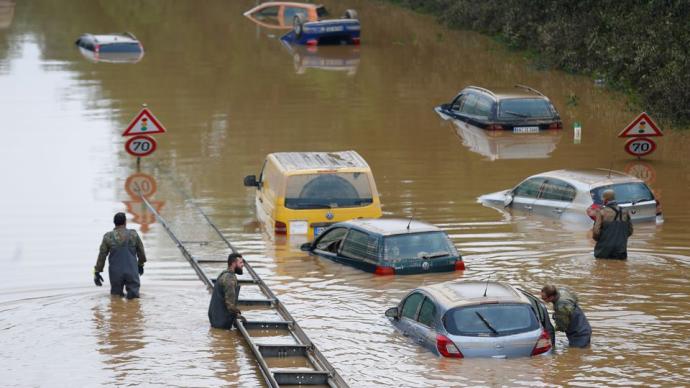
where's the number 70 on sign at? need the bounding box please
[125,135,157,157]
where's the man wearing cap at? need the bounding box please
[541,285,591,348]
[593,189,633,259]
[208,253,248,329]
[94,212,147,298]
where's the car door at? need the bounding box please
[510,177,545,213]
[339,228,379,272]
[415,296,440,353]
[311,227,349,262]
[533,178,576,218]
[397,292,425,340]
[518,288,555,345]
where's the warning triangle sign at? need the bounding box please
[618,112,663,137]
[122,108,167,137]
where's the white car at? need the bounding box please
[479,169,663,223]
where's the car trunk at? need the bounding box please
[447,330,542,358]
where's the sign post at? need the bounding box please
[122,104,167,166]
[618,112,662,159]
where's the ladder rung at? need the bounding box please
[272,370,330,385]
[196,259,227,263]
[243,320,293,330]
[257,343,310,357]
[239,298,276,306]
[238,278,257,285]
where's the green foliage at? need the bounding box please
[388,0,690,127]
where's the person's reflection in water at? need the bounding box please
[92,297,145,377]
[208,327,247,383]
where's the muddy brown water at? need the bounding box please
[2,0,690,386]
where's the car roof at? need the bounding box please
[420,280,529,309]
[84,33,139,44]
[532,168,643,188]
[463,85,550,101]
[251,2,323,10]
[270,150,370,172]
[338,218,441,236]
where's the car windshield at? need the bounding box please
[591,182,655,205]
[383,232,456,261]
[444,303,539,337]
[284,172,373,209]
[498,98,554,119]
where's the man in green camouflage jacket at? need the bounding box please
[208,253,247,329]
[541,285,591,348]
[94,212,147,299]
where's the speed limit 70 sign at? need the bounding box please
[125,135,157,157]
[624,137,656,157]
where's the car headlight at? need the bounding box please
[289,221,308,235]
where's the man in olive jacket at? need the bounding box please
[593,189,633,259]
[208,253,247,329]
[541,285,591,348]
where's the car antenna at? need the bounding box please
[406,214,414,231]
[483,273,492,297]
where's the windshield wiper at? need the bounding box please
[502,110,529,118]
[475,311,499,335]
[421,251,449,259]
[630,198,653,205]
[295,203,332,209]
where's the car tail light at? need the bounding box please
[436,334,463,358]
[306,39,318,46]
[548,121,562,129]
[656,199,663,216]
[374,266,395,276]
[94,44,100,53]
[454,260,466,271]
[487,124,504,131]
[352,37,361,45]
[531,329,552,356]
[586,203,601,221]
[275,221,287,235]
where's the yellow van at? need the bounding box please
[244,151,382,237]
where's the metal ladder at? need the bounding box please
[138,194,349,387]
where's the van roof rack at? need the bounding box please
[466,85,496,97]
[514,84,545,96]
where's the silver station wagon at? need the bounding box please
[385,281,554,358]
[479,169,663,223]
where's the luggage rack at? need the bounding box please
[139,193,348,388]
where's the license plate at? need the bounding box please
[324,26,344,32]
[513,126,539,133]
[314,226,326,236]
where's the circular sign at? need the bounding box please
[624,137,656,157]
[125,135,157,157]
[624,161,656,185]
[125,173,157,198]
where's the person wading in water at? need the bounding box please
[208,253,248,329]
[94,212,147,299]
[593,189,633,259]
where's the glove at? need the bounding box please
[237,315,248,325]
[94,271,103,287]
[138,266,144,276]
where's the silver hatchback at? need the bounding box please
[479,169,663,223]
[385,281,553,358]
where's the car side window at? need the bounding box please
[283,7,308,23]
[474,95,493,119]
[256,6,279,17]
[540,179,577,202]
[341,229,378,261]
[417,297,437,327]
[401,293,424,320]
[513,177,546,199]
[459,94,478,115]
[314,228,349,253]
[451,94,465,111]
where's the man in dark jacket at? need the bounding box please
[94,212,147,299]
[208,253,247,329]
[541,285,591,348]
[593,189,633,259]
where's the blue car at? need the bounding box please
[300,219,465,275]
[281,9,360,46]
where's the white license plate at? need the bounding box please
[324,26,344,32]
[513,126,539,133]
[314,226,326,236]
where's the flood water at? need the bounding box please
[2,0,690,386]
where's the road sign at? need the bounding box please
[125,172,157,199]
[125,135,157,157]
[624,161,656,185]
[624,137,657,157]
[618,112,663,137]
[123,200,165,233]
[122,107,167,136]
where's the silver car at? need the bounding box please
[385,281,553,358]
[479,169,663,223]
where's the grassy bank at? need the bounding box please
[388,0,690,128]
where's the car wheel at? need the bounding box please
[343,9,358,19]
[293,14,305,38]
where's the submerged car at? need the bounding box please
[301,219,465,275]
[243,2,327,29]
[282,42,360,75]
[281,9,360,46]
[75,32,144,63]
[435,85,562,133]
[479,169,663,223]
[385,280,553,358]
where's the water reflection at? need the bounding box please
[283,43,360,75]
[93,298,146,373]
[0,0,14,29]
[77,46,144,64]
[123,172,165,233]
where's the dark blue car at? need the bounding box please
[281,9,360,46]
[301,219,465,275]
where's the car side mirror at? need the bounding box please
[244,175,258,187]
[385,307,399,320]
[504,191,514,207]
[300,242,313,252]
